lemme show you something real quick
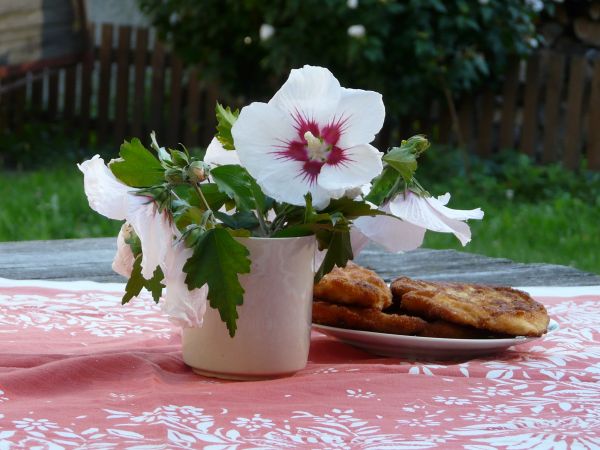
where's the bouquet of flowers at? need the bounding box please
[79,65,483,337]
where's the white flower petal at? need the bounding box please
[268,65,341,124]
[161,243,208,328]
[78,155,130,220]
[126,197,175,279]
[354,212,426,252]
[318,144,383,190]
[257,159,333,208]
[389,191,482,246]
[112,223,135,278]
[205,137,241,166]
[232,102,296,176]
[337,88,385,148]
[426,194,485,221]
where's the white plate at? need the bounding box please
[312,319,559,360]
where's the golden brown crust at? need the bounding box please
[395,280,549,337]
[313,262,393,310]
[417,320,495,339]
[312,301,427,335]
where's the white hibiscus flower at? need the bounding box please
[354,191,484,252]
[231,65,385,209]
[112,223,136,277]
[79,155,174,279]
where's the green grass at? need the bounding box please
[424,196,600,274]
[0,166,120,241]
[1,149,599,275]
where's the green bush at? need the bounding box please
[139,0,549,116]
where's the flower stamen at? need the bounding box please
[304,131,331,162]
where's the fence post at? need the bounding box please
[499,58,520,150]
[115,25,132,146]
[588,59,600,170]
[563,55,586,169]
[520,54,541,157]
[97,23,114,145]
[542,53,565,164]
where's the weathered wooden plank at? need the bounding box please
[47,69,59,119]
[114,25,132,146]
[542,53,566,164]
[167,55,184,146]
[79,23,94,146]
[30,70,44,115]
[131,27,149,138]
[97,23,113,145]
[563,55,586,169]
[185,68,200,146]
[149,40,166,138]
[203,83,219,144]
[1,238,599,287]
[63,64,77,120]
[476,90,495,156]
[588,59,600,171]
[458,95,475,153]
[499,59,520,150]
[520,54,541,156]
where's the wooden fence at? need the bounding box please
[1,23,599,170]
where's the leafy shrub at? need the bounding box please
[138,0,550,117]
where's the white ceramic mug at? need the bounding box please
[182,235,316,380]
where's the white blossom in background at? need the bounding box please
[527,37,539,49]
[259,24,275,41]
[478,0,490,5]
[347,24,366,38]
[525,0,544,12]
[347,0,359,8]
[231,65,384,209]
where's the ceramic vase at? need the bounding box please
[182,235,316,380]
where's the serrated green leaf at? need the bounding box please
[314,225,353,283]
[210,165,266,213]
[183,228,251,336]
[324,198,385,219]
[110,138,164,187]
[122,255,165,305]
[213,210,260,230]
[216,103,239,150]
[383,146,418,182]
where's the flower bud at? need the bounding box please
[165,167,185,184]
[403,135,430,156]
[188,161,209,183]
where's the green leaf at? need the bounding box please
[210,165,266,213]
[213,210,260,230]
[122,255,165,305]
[365,166,402,206]
[383,146,418,182]
[314,225,353,283]
[215,103,239,151]
[324,198,385,219]
[110,138,165,187]
[183,228,251,337]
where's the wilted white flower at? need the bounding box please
[259,23,275,41]
[347,24,366,38]
[231,65,384,209]
[354,191,484,252]
[112,223,136,277]
[78,155,174,279]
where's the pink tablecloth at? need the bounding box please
[0,279,599,450]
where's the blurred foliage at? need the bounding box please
[138,0,550,116]
[0,122,113,170]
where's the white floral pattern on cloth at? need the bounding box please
[0,281,599,449]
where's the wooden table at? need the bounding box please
[1,237,598,286]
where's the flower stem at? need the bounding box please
[193,182,212,213]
